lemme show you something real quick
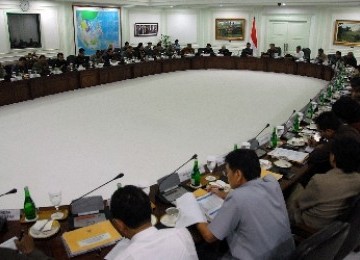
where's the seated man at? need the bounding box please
[293,46,304,60]
[144,42,153,56]
[75,48,89,68]
[173,39,181,54]
[110,185,198,260]
[153,42,164,56]
[196,149,294,260]
[306,111,360,180]
[102,48,115,66]
[32,55,50,76]
[203,43,214,55]
[218,45,231,56]
[241,42,253,57]
[329,51,343,68]
[265,43,280,58]
[314,48,328,64]
[11,57,29,75]
[90,50,104,64]
[54,52,68,72]
[332,96,360,133]
[344,51,357,68]
[134,42,146,60]
[289,136,360,229]
[0,233,53,259]
[181,43,195,55]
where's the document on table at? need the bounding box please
[175,193,207,228]
[268,147,309,164]
[196,192,224,221]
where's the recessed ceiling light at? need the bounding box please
[282,3,286,6]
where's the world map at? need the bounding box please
[75,8,120,55]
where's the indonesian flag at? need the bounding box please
[250,17,258,56]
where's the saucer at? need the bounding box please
[160,214,176,227]
[29,220,60,239]
[205,176,216,182]
[274,159,292,168]
[189,184,202,189]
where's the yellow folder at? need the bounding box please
[62,220,122,257]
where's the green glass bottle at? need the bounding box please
[191,159,201,187]
[24,186,36,220]
[233,144,238,150]
[271,127,278,148]
[293,114,300,132]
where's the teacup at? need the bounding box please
[165,207,180,223]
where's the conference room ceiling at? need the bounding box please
[59,0,360,8]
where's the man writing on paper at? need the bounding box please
[196,149,294,260]
[110,185,198,260]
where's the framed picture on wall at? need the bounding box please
[334,20,360,46]
[215,19,245,41]
[73,6,121,55]
[134,23,158,37]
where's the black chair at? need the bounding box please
[290,221,349,260]
[334,194,360,260]
[66,55,76,64]
[276,47,282,56]
[302,48,311,62]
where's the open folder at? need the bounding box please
[62,220,121,257]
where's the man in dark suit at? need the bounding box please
[241,42,253,57]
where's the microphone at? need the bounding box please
[254,123,270,139]
[72,173,124,203]
[285,110,297,125]
[0,188,17,198]
[158,154,197,186]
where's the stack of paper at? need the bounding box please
[268,147,309,164]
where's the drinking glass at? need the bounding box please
[48,191,64,220]
[206,156,216,173]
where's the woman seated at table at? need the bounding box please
[288,136,360,230]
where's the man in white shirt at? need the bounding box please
[110,185,198,260]
[294,45,304,60]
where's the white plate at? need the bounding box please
[160,214,176,227]
[274,159,292,168]
[205,176,216,182]
[151,214,157,226]
[259,159,272,170]
[29,220,60,238]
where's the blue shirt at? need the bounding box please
[209,175,294,260]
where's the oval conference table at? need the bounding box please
[0,56,333,107]
[0,56,333,259]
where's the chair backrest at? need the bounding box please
[290,221,349,260]
[334,193,360,260]
[276,47,282,56]
[66,55,76,64]
[302,48,311,61]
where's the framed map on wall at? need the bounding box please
[73,6,121,55]
[334,20,360,47]
[215,19,245,41]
